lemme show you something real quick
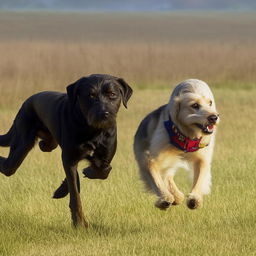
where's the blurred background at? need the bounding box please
[0,0,256,108]
[1,0,256,11]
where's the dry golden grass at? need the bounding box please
[1,40,256,107]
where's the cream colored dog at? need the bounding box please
[134,79,219,210]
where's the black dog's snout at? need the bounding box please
[102,111,110,118]
[207,114,218,124]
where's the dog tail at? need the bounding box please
[53,172,80,199]
[0,125,14,147]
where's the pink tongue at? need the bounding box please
[208,125,214,130]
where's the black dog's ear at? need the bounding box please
[67,80,79,106]
[117,78,133,108]
[66,77,88,105]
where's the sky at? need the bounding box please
[0,0,256,11]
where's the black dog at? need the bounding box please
[0,74,132,228]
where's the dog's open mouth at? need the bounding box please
[195,123,215,134]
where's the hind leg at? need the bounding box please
[0,139,34,176]
[0,116,36,176]
[38,130,58,152]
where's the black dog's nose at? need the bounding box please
[102,111,110,118]
[207,114,218,124]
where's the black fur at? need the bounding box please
[0,74,133,227]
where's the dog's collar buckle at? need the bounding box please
[164,119,208,153]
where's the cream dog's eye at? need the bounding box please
[209,100,213,106]
[191,103,200,109]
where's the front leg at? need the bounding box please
[62,152,88,228]
[187,158,211,210]
[148,158,175,210]
[165,174,185,205]
[83,130,117,180]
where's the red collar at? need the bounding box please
[164,118,208,152]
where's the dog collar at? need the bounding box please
[164,117,208,153]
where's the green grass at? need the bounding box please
[0,87,255,256]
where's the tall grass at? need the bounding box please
[0,11,256,256]
[0,41,256,104]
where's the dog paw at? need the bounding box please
[39,140,57,152]
[83,167,99,179]
[155,197,173,210]
[72,215,89,229]
[187,193,203,210]
[83,166,111,180]
[52,179,69,199]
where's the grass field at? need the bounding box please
[0,11,256,256]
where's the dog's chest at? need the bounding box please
[151,142,206,173]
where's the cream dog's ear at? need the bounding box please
[170,96,181,122]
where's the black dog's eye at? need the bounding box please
[191,103,200,110]
[89,93,97,99]
[108,92,117,99]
